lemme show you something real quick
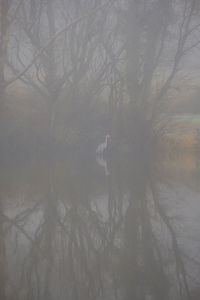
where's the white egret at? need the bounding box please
[96,134,110,156]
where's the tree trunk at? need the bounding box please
[0,0,9,107]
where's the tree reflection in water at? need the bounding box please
[0,154,200,300]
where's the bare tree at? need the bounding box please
[102,0,200,150]
[5,0,112,140]
[0,0,24,106]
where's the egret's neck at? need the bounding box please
[105,136,109,145]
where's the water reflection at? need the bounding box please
[0,153,200,299]
[96,155,109,176]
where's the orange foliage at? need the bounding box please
[178,132,197,150]
[159,131,198,154]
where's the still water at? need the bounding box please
[0,152,200,300]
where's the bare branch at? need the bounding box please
[8,0,24,25]
[5,1,111,87]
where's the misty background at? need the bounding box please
[1,1,200,299]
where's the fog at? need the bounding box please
[1,0,200,299]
